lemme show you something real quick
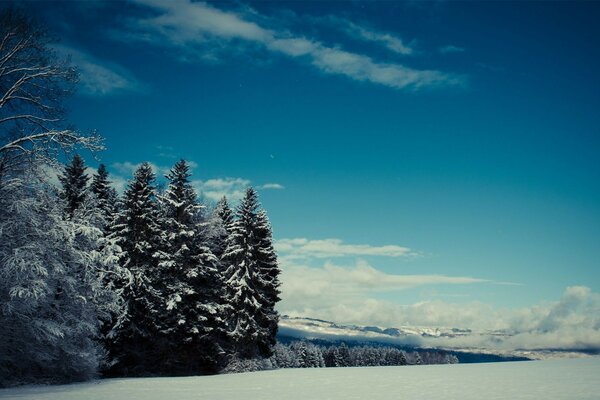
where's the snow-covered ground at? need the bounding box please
[1,357,599,400]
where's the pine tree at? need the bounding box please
[206,196,233,260]
[221,187,280,359]
[253,208,281,356]
[59,154,89,218]
[106,162,164,376]
[216,196,234,231]
[158,160,225,373]
[90,164,118,218]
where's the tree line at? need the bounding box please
[225,341,459,373]
[0,9,281,386]
[1,153,281,386]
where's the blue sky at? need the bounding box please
[17,1,600,336]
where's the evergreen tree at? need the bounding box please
[59,154,89,218]
[337,343,351,367]
[216,196,234,231]
[90,164,118,218]
[253,209,281,356]
[0,169,123,386]
[222,188,280,359]
[206,196,233,260]
[289,341,324,368]
[158,160,225,373]
[106,162,164,376]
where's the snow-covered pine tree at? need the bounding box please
[337,343,351,367]
[221,188,280,360]
[59,154,89,218]
[106,162,164,376]
[289,341,324,368]
[206,196,234,259]
[384,348,407,366]
[253,208,281,357]
[158,159,225,374]
[0,168,121,386]
[90,164,118,218]
[216,196,234,231]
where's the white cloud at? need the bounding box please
[336,19,414,55]
[258,183,285,190]
[278,258,491,327]
[276,238,413,259]
[53,44,141,96]
[192,177,251,203]
[124,0,463,90]
[282,258,486,297]
[110,160,282,200]
[192,178,285,202]
[108,173,129,194]
[155,145,177,159]
[439,45,465,54]
[311,47,457,89]
[110,161,173,193]
[278,268,600,352]
[111,161,170,177]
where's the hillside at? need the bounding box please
[278,316,596,360]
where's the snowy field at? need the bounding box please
[1,357,599,400]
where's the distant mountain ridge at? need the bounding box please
[278,316,595,361]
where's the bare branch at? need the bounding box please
[0,9,100,183]
[0,114,59,125]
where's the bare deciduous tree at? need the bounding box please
[0,8,103,182]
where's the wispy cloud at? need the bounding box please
[258,183,285,190]
[332,18,414,55]
[53,44,142,96]
[283,258,486,295]
[122,0,463,90]
[276,238,414,259]
[155,145,178,159]
[439,45,465,54]
[279,258,491,327]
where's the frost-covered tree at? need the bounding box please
[221,188,280,359]
[411,352,422,365]
[253,208,281,356]
[289,341,324,368]
[59,154,89,218]
[90,164,117,218]
[106,162,164,376]
[323,343,352,367]
[271,343,299,369]
[0,169,123,386]
[384,348,407,366]
[157,159,225,373]
[206,196,233,260]
[216,196,234,231]
[0,9,102,183]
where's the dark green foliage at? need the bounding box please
[59,154,89,218]
[91,164,118,217]
[106,163,164,376]
[157,160,226,374]
[222,188,281,359]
